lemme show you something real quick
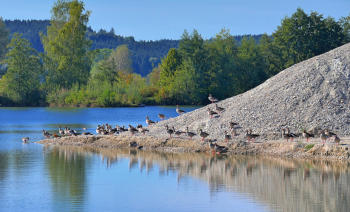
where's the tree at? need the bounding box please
[107,45,133,74]
[0,18,9,78]
[0,34,42,105]
[272,8,345,69]
[41,0,91,91]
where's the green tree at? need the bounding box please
[107,45,133,74]
[0,17,9,61]
[41,0,91,91]
[0,34,42,105]
[272,8,345,69]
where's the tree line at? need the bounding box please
[0,2,349,107]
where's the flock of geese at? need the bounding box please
[24,94,341,150]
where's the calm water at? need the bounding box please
[0,107,349,212]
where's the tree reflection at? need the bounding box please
[51,146,350,212]
[44,146,90,211]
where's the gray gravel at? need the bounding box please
[147,43,350,139]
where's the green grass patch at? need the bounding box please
[304,144,315,151]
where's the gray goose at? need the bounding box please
[302,130,314,142]
[158,114,165,120]
[199,129,209,141]
[165,125,174,138]
[208,94,218,104]
[42,130,51,139]
[334,135,340,145]
[320,131,328,144]
[224,131,231,142]
[22,137,29,143]
[129,125,138,135]
[207,108,218,119]
[176,105,185,115]
[146,116,156,125]
[246,129,259,142]
[215,104,225,113]
[173,127,184,137]
[186,127,196,139]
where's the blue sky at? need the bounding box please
[0,0,349,40]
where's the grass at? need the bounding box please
[304,144,315,151]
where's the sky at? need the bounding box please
[0,0,349,41]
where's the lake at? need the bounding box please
[0,107,349,212]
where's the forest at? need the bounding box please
[0,0,349,107]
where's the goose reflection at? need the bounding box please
[50,146,350,212]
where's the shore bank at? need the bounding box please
[37,135,350,161]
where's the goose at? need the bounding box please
[208,94,218,103]
[22,137,29,143]
[224,131,231,142]
[158,114,165,120]
[173,127,184,137]
[246,129,259,142]
[334,135,340,145]
[231,128,237,137]
[139,127,149,135]
[214,143,228,154]
[302,130,314,142]
[215,104,225,113]
[58,127,64,135]
[207,108,218,119]
[186,127,196,139]
[82,132,93,135]
[229,121,239,129]
[165,125,174,138]
[281,128,297,142]
[42,130,51,139]
[129,125,138,135]
[146,116,156,125]
[176,105,185,115]
[324,129,336,141]
[320,131,328,144]
[199,129,209,141]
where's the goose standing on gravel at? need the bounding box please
[208,94,218,104]
[146,116,156,126]
[229,121,238,129]
[186,127,196,139]
[207,108,218,119]
[22,137,29,143]
[199,129,209,141]
[334,135,340,145]
[176,105,185,115]
[158,114,165,120]
[246,129,259,142]
[173,127,184,137]
[129,125,138,135]
[215,104,225,113]
[42,130,51,139]
[302,130,314,142]
[320,131,328,144]
[165,125,174,138]
[224,131,231,142]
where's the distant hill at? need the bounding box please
[4,20,262,76]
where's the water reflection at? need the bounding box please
[48,146,350,212]
[44,146,91,211]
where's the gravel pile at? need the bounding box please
[147,43,350,139]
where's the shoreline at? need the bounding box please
[37,135,350,161]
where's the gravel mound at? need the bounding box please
[148,43,350,139]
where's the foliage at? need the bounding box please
[0,34,42,105]
[304,144,315,151]
[41,0,91,91]
[0,18,9,61]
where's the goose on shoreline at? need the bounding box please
[208,94,218,104]
[176,105,185,115]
